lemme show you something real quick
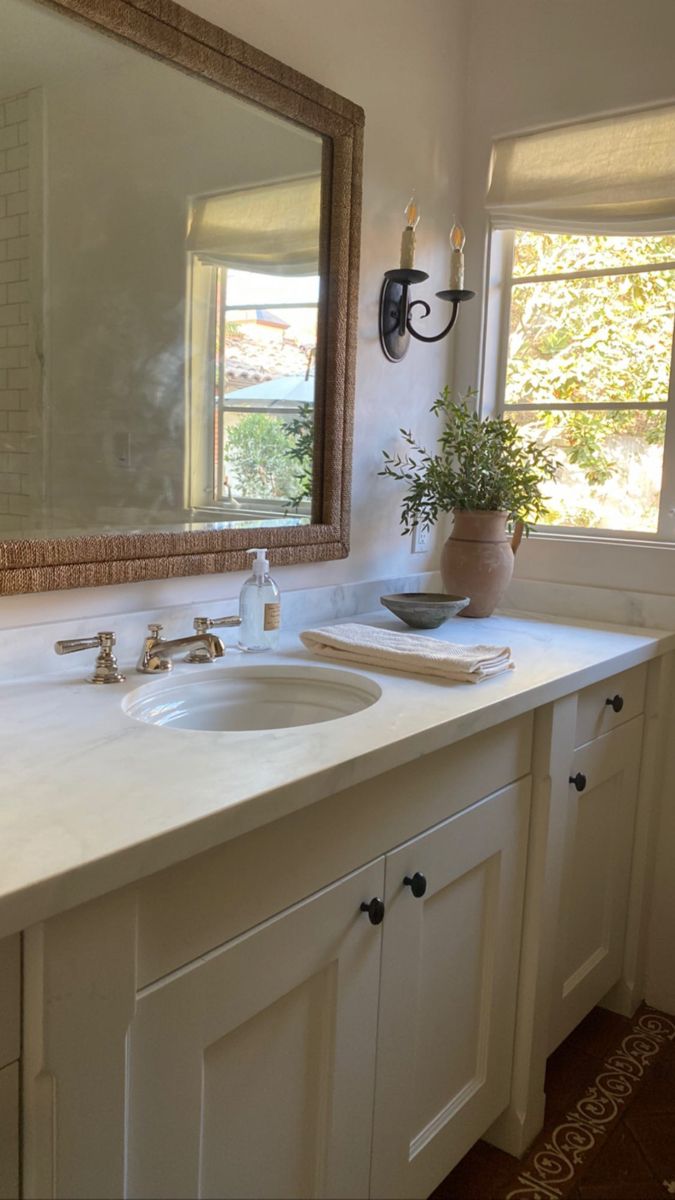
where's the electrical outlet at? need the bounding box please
[411,524,431,554]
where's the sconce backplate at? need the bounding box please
[379,277,410,362]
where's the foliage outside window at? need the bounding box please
[501,231,675,537]
[213,267,317,516]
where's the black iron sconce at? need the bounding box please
[379,201,475,362]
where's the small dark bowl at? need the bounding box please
[380,592,470,629]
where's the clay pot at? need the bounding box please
[440,510,523,618]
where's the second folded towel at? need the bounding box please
[299,622,514,683]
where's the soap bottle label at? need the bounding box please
[264,602,281,631]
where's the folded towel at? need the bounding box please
[299,623,514,683]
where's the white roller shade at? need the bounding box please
[187,175,321,275]
[486,105,675,233]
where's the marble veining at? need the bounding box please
[0,589,673,940]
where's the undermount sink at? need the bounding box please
[122,664,381,732]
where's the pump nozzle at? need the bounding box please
[246,548,270,577]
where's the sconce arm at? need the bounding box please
[407,298,459,343]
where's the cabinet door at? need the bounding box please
[548,719,642,1051]
[370,780,531,1200]
[127,858,384,1200]
[0,1063,19,1200]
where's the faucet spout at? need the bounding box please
[137,625,225,674]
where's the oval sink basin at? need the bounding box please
[123,664,381,732]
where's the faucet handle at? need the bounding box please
[193,615,241,635]
[54,631,125,685]
[185,614,240,663]
[148,622,164,638]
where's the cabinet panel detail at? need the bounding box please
[127,859,384,1200]
[549,718,643,1051]
[370,780,531,1200]
[136,715,532,986]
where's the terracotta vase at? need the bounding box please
[440,510,523,618]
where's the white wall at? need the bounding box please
[0,0,466,627]
[455,0,675,596]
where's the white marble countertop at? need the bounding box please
[1,608,673,939]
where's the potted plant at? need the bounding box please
[380,388,558,616]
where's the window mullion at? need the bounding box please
[656,318,675,540]
[513,259,675,286]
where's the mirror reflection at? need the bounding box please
[0,0,325,539]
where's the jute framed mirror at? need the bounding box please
[0,0,363,594]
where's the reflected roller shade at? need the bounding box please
[486,105,675,233]
[187,175,321,275]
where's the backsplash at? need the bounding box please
[0,571,439,680]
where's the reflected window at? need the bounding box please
[187,177,320,524]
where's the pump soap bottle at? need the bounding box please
[238,548,281,652]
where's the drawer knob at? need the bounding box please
[403,872,427,898]
[360,897,385,925]
[605,694,624,713]
[569,772,587,792]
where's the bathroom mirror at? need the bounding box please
[0,0,363,593]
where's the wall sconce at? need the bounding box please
[379,198,475,362]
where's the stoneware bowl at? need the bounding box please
[380,592,470,629]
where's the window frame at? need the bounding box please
[486,227,675,544]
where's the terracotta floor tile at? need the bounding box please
[578,1181,669,1199]
[580,1124,652,1188]
[625,1110,675,1179]
[544,1041,604,1122]
[427,1006,675,1200]
[562,1006,635,1061]
[628,1046,675,1116]
[428,1139,517,1200]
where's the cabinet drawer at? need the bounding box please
[0,935,20,1070]
[575,664,646,747]
[137,714,532,986]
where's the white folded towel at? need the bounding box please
[299,623,514,683]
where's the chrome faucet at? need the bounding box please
[186,614,241,662]
[137,622,226,674]
[55,630,125,684]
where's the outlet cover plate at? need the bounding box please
[412,524,431,554]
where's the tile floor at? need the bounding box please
[430,1005,675,1200]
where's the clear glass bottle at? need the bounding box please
[238,548,281,652]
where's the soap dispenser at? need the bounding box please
[238,548,281,652]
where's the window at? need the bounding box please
[499,230,675,537]
[484,104,675,541]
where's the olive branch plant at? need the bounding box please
[379,387,559,536]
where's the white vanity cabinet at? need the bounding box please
[22,716,534,1200]
[16,649,672,1199]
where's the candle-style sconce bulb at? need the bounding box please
[380,209,474,362]
[404,195,420,230]
[400,194,420,270]
[450,221,465,252]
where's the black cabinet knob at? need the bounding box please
[569,772,587,792]
[360,897,385,925]
[403,872,427,898]
[606,694,624,713]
